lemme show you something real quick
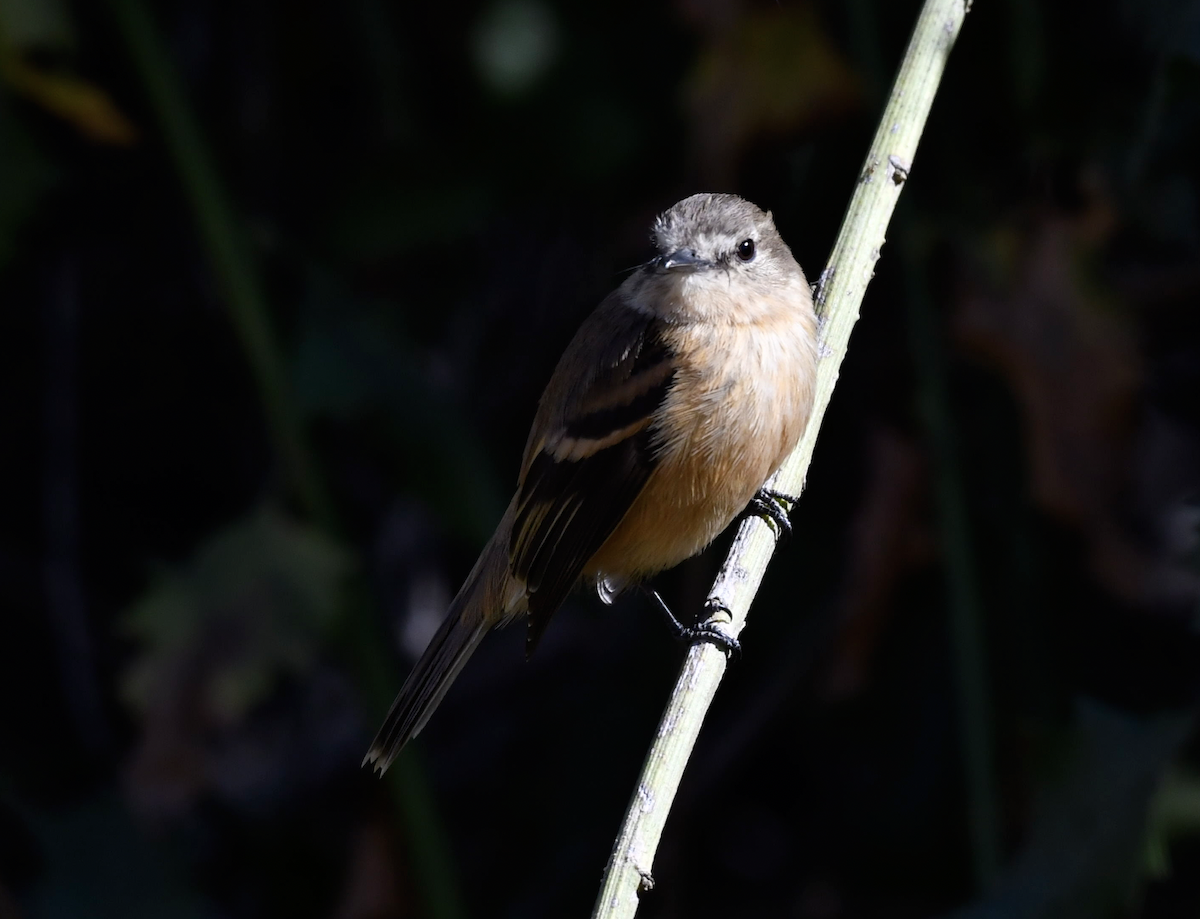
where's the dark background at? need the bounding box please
[2,0,1200,916]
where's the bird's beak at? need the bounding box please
[653,248,711,273]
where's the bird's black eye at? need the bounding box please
[736,238,756,262]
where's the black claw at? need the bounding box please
[745,487,796,540]
[680,621,741,659]
[641,587,741,660]
[699,599,742,660]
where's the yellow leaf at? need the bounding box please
[2,57,138,145]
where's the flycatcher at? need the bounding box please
[365,192,818,773]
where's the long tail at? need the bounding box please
[364,526,512,774]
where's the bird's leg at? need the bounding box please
[641,586,741,659]
[744,487,797,540]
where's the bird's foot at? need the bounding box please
[745,487,797,540]
[641,587,741,659]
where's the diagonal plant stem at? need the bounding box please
[107,3,466,917]
[108,0,331,529]
[591,1,971,915]
[903,228,1000,889]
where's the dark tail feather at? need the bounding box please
[363,609,486,774]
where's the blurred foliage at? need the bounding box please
[947,703,1194,919]
[0,0,136,144]
[291,275,505,543]
[121,507,350,725]
[0,100,55,270]
[13,790,204,919]
[1,0,1199,917]
[683,2,861,181]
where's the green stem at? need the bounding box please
[902,229,1001,890]
[107,3,465,915]
[107,0,330,528]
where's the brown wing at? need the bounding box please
[511,311,675,655]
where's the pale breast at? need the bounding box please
[585,304,817,580]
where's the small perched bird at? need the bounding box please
[365,193,818,773]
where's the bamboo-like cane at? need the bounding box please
[591,2,971,915]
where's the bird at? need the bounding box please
[364,192,818,774]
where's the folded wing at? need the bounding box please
[511,309,676,654]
